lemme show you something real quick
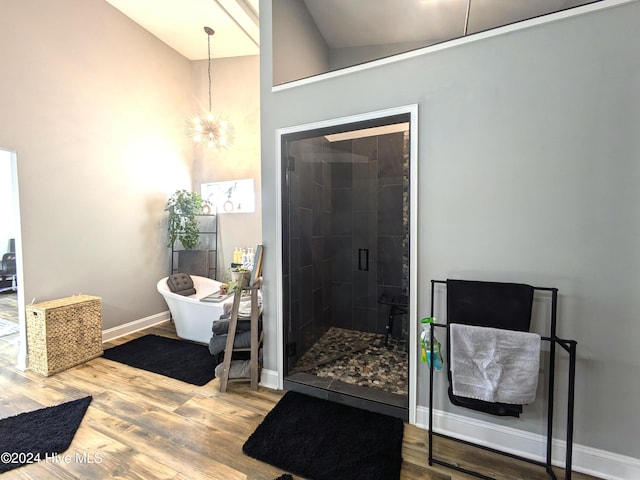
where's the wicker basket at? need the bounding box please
[26,295,103,376]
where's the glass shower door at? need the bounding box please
[281,115,410,416]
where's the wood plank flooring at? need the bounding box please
[0,321,601,480]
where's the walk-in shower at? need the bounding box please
[279,110,415,419]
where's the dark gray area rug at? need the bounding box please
[244,391,404,480]
[102,334,222,386]
[0,396,92,473]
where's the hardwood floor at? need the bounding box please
[0,322,601,480]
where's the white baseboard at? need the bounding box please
[260,368,280,390]
[416,406,640,480]
[102,311,171,342]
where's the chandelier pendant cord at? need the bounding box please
[204,27,216,113]
[207,28,212,113]
[187,25,234,149]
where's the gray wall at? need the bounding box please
[262,0,640,460]
[0,0,192,330]
[329,41,433,72]
[272,0,329,85]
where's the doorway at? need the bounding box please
[0,148,24,369]
[278,107,417,420]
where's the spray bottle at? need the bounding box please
[419,317,443,371]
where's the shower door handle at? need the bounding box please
[358,248,369,271]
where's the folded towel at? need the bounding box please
[209,330,253,356]
[223,293,263,317]
[450,324,541,405]
[215,359,251,379]
[212,315,253,335]
[446,279,534,331]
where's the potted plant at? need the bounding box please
[165,190,204,250]
[228,266,251,292]
[166,190,211,278]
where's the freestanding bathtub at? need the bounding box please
[157,275,234,344]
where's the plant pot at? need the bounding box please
[230,270,251,289]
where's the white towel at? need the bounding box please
[223,292,263,318]
[450,324,541,405]
[215,359,251,379]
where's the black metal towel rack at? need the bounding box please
[427,279,577,480]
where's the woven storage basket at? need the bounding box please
[26,295,103,376]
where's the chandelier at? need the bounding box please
[189,26,234,149]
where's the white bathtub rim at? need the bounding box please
[156,275,222,303]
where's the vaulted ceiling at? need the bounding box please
[104,0,260,60]
[104,0,597,60]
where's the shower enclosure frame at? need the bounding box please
[273,104,419,425]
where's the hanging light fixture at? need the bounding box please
[189,26,234,149]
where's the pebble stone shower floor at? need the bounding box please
[291,327,409,396]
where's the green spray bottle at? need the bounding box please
[419,317,442,370]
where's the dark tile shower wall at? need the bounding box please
[327,132,407,336]
[328,138,355,331]
[376,132,409,337]
[283,130,409,371]
[282,136,335,370]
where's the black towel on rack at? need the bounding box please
[446,279,535,417]
[446,279,534,331]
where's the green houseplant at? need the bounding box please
[165,190,204,250]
